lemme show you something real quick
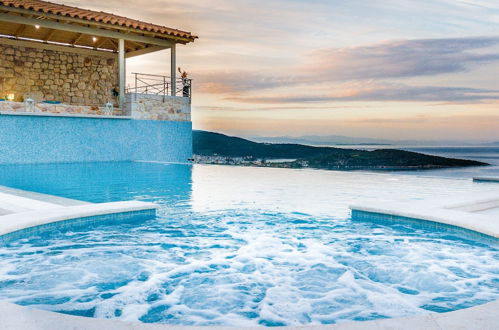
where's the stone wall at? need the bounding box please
[0,44,118,106]
[126,93,191,121]
[0,100,123,116]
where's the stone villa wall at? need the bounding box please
[0,44,118,106]
[0,44,191,121]
[126,94,191,121]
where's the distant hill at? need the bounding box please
[248,134,396,146]
[193,130,488,170]
[247,135,491,147]
[304,149,485,169]
[194,130,338,159]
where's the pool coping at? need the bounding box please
[0,299,498,329]
[0,185,89,208]
[349,195,499,239]
[0,201,159,244]
[0,187,498,329]
[473,177,499,183]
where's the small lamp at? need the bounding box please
[25,97,36,112]
[104,102,114,115]
[6,93,15,101]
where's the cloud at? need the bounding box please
[304,36,499,81]
[194,71,300,94]
[225,83,499,103]
[193,36,499,101]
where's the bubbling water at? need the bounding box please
[0,209,497,326]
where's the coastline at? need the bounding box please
[193,152,490,171]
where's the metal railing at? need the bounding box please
[127,72,192,98]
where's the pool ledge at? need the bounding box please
[0,200,159,239]
[0,185,158,244]
[473,176,499,183]
[0,298,497,329]
[350,195,499,239]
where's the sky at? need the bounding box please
[67,0,499,141]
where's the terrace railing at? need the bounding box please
[127,72,192,98]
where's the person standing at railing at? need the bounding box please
[178,67,191,97]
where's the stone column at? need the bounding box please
[118,38,126,109]
[170,44,176,96]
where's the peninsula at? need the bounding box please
[193,131,488,170]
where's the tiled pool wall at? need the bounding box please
[351,210,499,246]
[0,209,156,246]
[0,114,192,164]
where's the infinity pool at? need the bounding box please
[0,162,497,326]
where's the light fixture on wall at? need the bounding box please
[6,93,15,101]
[35,24,40,29]
[92,36,97,43]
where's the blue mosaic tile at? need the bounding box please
[351,209,498,245]
[0,116,192,164]
[0,209,156,246]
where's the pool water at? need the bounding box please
[0,162,498,326]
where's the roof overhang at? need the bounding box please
[0,0,197,58]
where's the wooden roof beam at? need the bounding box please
[14,23,26,38]
[125,45,167,58]
[127,39,146,49]
[0,36,117,58]
[108,38,117,48]
[71,33,84,45]
[94,37,110,49]
[43,28,56,42]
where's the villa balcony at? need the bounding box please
[124,73,191,121]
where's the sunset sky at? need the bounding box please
[68,0,499,141]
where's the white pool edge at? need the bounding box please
[349,196,499,239]
[0,200,159,237]
[473,177,499,183]
[0,299,498,330]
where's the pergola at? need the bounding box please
[0,0,197,108]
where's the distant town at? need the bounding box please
[193,155,308,168]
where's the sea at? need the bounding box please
[336,145,499,179]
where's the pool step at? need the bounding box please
[0,201,158,244]
[0,185,88,207]
[445,196,499,213]
[473,177,499,183]
[0,186,158,244]
[350,195,499,239]
[0,191,65,213]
